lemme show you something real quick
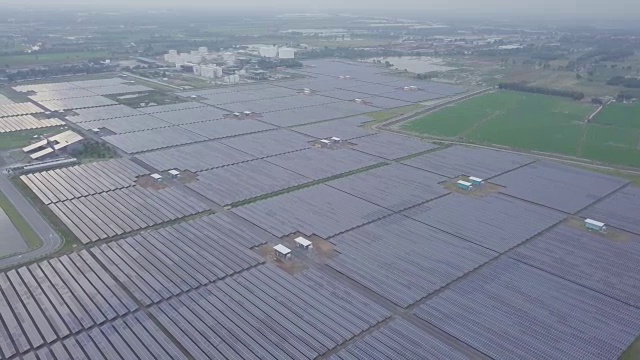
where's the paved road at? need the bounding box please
[0,175,62,269]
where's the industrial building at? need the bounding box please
[22,130,84,160]
[278,47,296,59]
[585,218,607,232]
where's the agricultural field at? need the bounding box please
[593,102,640,129]
[0,51,111,67]
[402,90,640,168]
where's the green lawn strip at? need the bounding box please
[580,124,640,168]
[230,162,389,208]
[366,104,423,126]
[593,102,640,129]
[12,177,78,249]
[620,335,640,360]
[0,126,67,150]
[0,189,42,250]
[0,51,111,67]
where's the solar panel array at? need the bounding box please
[329,215,497,307]
[290,115,375,140]
[0,115,64,133]
[48,187,210,243]
[91,215,265,305]
[403,145,534,178]
[265,148,384,180]
[29,88,97,101]
[20,159,149,204]
[135,140,256,172]
[199,86,297,105]
[493,161,629,213]
[135,101,205,114]
[328,319,468,360]
[0,250,137,357]
[404,193,567,252]
[580,185,640,235]
[259,102,376,127]
[85,84,153,95]
[37,96,119,111]
[103,127,208,153]
[218,93,340,113]
[78,114,173,133]
[149,106,229,125]
[181,119,275,140]
[414,258,640,360]
[188,159,311,205]
[149,265,390,360]
[19,312,185,360]
[327,163,449,211]
[233,184,392,238]
[219,129,312,158]
[511,225,640,307]
[67,105,144,123]
[351,132,438,160]
[0,102,44,117]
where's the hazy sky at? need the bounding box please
[0,0,638,17]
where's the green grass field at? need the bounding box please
[593,102,640,129]
[0,190,42,251]
[0,51,111,67]
[402,91,640,168]
[0,126,67,150]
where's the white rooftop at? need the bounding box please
[457,180,473,186]
[320,139,331,144]
[330,137,341,141]
[469,176,484,182]
[585,219,606,227]
[151,173,163,180]
[168,170,180,175]
[294,237,312,247]
[273,244,291,255]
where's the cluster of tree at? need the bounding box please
[606,76,640,89]
[498,82,585,100]
[577,49,635,64]
[5,63,115,82]
[616,90,639,102]
[256,59,303,70]
[416,71,439,80]
[71,140,115,160]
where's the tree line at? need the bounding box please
[498,82,585,100]
[607,76,640,89]
[4,63,114,82]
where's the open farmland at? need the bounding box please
[400,91,640,168]
[593,102,640,129]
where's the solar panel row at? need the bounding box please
[328,319,468,360]
[135,140,256,172]
[0,251,136,358]
[48,186,210,243]
[91,216,265,305]
[20,158,149,204]
[188,159,311,206]
[329,214,497,307]
[150,265,390,360]
[0,102,44,117]
[414,258,640,360]
[0,115,64,133]
[19,312,185,360]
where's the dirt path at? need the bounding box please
[458,110,503,138]
[576,124,589,157]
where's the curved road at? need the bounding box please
[0,175,62,269]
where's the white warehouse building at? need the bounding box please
[259,46,278,58]
[278,47,295,59]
